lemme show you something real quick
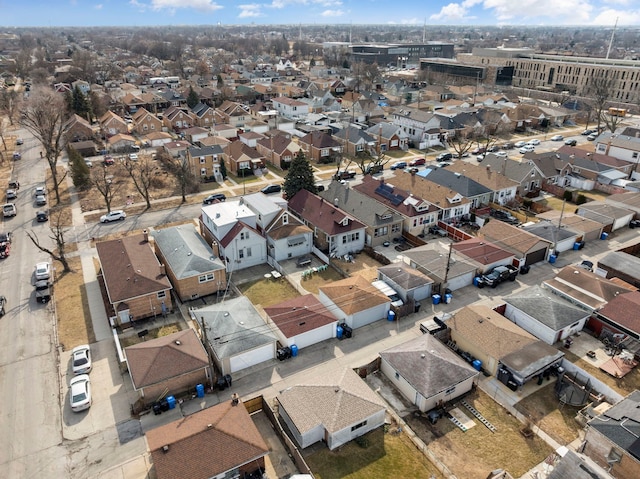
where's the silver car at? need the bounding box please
[100,210,126,223]
[69,374,92,412]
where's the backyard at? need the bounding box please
[303,426,443,479]
[563,349,640,396]
[404,389,554,478]
[238,277,300,308]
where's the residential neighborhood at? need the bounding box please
[2,18,640,479]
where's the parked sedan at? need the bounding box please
[564,139,577,146]
[550,135,564,141]
[527,139,541,146]
[390,161,407,170]
[35,262,51,280]
[34,280,51,303]
[36,211,49,222]
[72,345,92,374]
[587,133,598,141]
[409,158,426,167]
[100,210,126,223]
[69,374,92,412]
[514,141,527,148]
[261,184,282,194]
[582,129,595,136]
[35,195,47,206]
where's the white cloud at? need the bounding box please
[95,4,103,10]
[320,9,345,17]
[482,0,592,23]
[149,0,223,12]
[430,3,470,21]
[269,0,342,9]
[238,3,262,17]
[591,8,640,25]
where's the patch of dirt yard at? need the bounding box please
[514,381,582,446]
[55,257,94,350]
[404,389,554,478]
[562,349,640,396]
[332,252,385,282]
[238,278,300,308]
[299,266,344,294]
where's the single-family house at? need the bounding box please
[318,181,404,248]
[594,129,640,165]
[418,167,493,210]
[389,107,442,148]
[64,113,95,142]
[297,131,342,164]
[451,237,515,274]
[272,96,310,120]
[197,296,277,375]
[216,100,250,128]
[224,140,265,175]
[583,390,640,479]
[124,329,210,403]
[503,285,591,345]
[187,144,224,181]
[200,199,268,272]
[191,102,217,127]
[131,107,163,135]
[264,294,338,350]
[535,211,604,243]
[256,132,301,170]
[480,155,545,198]
[146,398,269,479]
[332,126,377,157]
[163,105,196,131]
[263,209,313,262]
[353,175,439,237]
[365,122,409,151]
[99,111,129,137]
[152,225,226,302]
[96,233,173,327]
[276,368,386,450]
[446,162,519,206]
[318,275,390,329]
[380,334,479,413]
[288,189,366,259]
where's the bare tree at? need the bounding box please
[602,111,625,133]
[157,150,198,203]
[0,89,21,126]
[123,157,154,209]
[26,212,71,273]
[91,164,122,213]
[586,75,616,133]
[19,88,68,204]
[448,131,476,159]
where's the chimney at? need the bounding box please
[143,229,149,242]
[159,264,166,276]
[486,165,490,172]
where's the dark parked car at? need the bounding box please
[564,139,577,146]
[501,142,514,150]
[582,129,595,136]
[365,164,384,175]
[629,219,640,229]
[491,209,519,225]
[202,193,226,204]
[333,170,356,180]
[35,280,52,303]
[36,211,49,222]
[471,147,486,155]
[390,161,407,170]
[436,152,453,162]
[261,184,282,194]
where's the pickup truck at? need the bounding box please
[333,170,356,181]
[478,265,518,288]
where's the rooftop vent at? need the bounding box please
[175,340,181,345]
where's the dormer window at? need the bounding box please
[282,213,288,225]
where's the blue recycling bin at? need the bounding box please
[444,293,452,304]
[549,254,557,264]
[166,395,176,409]
[600,232,609,240]
[290,344,298,357]
[196,383,205,398]
[573,242,581,250]
[432,294,441,305]
[336,325,343,340]
[387,310,396,321]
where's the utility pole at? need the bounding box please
[200,316,215,389]
[442,240,454,293]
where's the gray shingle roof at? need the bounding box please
[589,390,640,454]
[420,167,493,198]
[152,226,224,280]
[380,334,478,398]
[503,285,590,330]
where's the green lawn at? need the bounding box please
[304,427,443,479]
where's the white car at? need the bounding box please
[550,135,564,141]
[100,210,126,223]
[519,145,535,154]
[527,139,541,146]
[514,141,527,148]
[69,374,92,412]
[34,186,46,197]
[72,345,92,374]
[495,151,508,157]
[128,153,138,161]
[35,262,51,281]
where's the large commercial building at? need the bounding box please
[455,47,640,104]
[324,42,454,66]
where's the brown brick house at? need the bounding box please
[255,132,301,169]
[152,225,226,302]
[125,329,210,404]
[131,107,162,135]
[96,233,172,327]
[146,397,269,479]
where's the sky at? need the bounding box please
[1,0,639,28]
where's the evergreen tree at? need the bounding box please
[186,86,199,109]
[283,150,316,199]
[68,145,91,190]
[219,160,227,180]
[69,85,91,117]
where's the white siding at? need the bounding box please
[327,409,386,450]
[284,323,336,350]
[446,271,475,291]
[228,343,274,373]
[350,302,389,329]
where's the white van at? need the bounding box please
[372,280,404,307]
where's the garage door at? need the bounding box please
[525,247,547,265]
[447,271,475,291]
[229,344,273,373]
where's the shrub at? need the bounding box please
[576,194,588,205]
[563,190,573,202]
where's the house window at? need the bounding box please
[200,168,207,176]
[321,148,329,157]
[199,273,214,283]
[633,152,639,159]
[200,156,206,164]
[282,213,288,225]
[356,144,364,152]
[395,372,400,380]
[608,448,622,464]
[143,124,148,131]
[392,224,400,233]
[238,249,244,259]
[150,124,155,130]
[157,291,166,299]
[445,385,456,395]
[246,247,252,257]
[374,226,388,237]
[351,420,367,432]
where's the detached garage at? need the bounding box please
[402,245,476,293]
[478,221,551,266]
[196,296,277,375]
